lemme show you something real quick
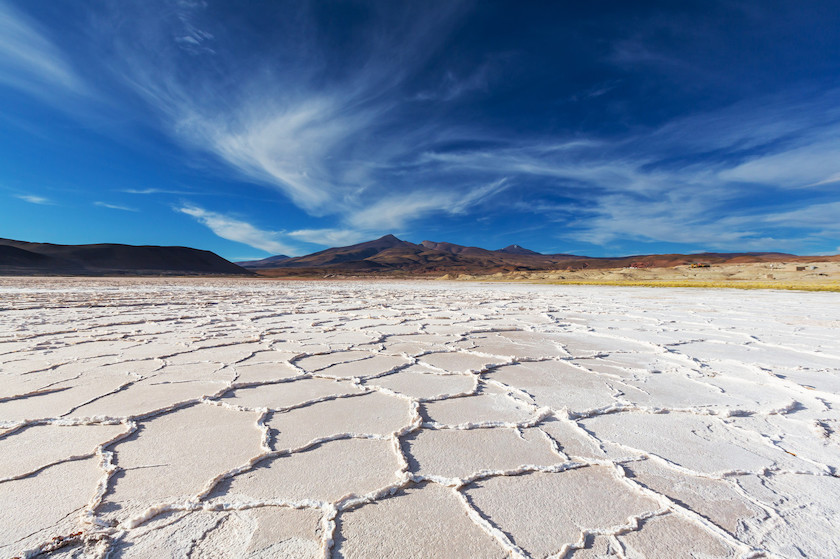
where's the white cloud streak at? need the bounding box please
[762,201,840,232]
[124,188,195,195]
[15,194,52,205]
[194,97,376,211]
[347,179,509,231]
[176,204,298,255]
[719,138,840,188]
[98,0,486,225]
[287,228,369,247]
[0,1,86,100]
[94,201,138,212]
[7,1,839,254]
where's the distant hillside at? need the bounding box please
[243,235,561,274]
[497,244,541,255]
[235,254,290,268]
[0,238,253,276]
[419,240,495,257]
[284,234,417,268]
[240,234,831,277]
[4,234,831,278]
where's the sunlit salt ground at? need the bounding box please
[1,278,839,559]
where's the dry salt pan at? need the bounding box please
[0,277,838,558]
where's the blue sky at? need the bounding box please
[1,0,839,259]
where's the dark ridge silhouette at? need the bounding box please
[0,245,53,266]
[0,238,252,276]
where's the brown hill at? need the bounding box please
[254,235,560,275]
[235,254,291,268]
[243,235,837,277]
[419,240,495,257]
[278,234,413,268]
[497,244,542,255]
[0,238,252,276]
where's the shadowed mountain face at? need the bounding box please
[419,240,494,257]
[0,238,252,276]
[260,235,422,269]
[235,254,291,268]
[497,244,541,255]
[238,235,821,276]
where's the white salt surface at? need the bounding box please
[0,278,839,558]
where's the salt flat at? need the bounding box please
[1,278,838,558]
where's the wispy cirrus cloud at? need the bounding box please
[6,1,840,255]
[762,201,840,233]
[68,1,840,253]
[347,178,510,231]
[408,88,840,250]
[176,204,298,255]
[124,187,196,195]
[0,1,86,101]
[413,61,496,102]
[96,0,491,224]
[287,228,369,247]
[176,204,371,253]
[94,201,138,212]
[15,194,53,205]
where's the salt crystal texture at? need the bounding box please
[0,277,838,558]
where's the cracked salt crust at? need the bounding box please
[0,423,126,481]
[618,512,739,558]
[421,383,535,426]
[211,438,403,504]
[453,331,571,360]
[0,457,103,553]
[489,360,619,411]
[223,378,363,410]
[1,278,839,558]
[417,351,507,373]
[299,353,411,379]
[334,482,510,558]
[110,506,323,558]
[269,390,415,451]
[464,466,662,557]
[625,458,759,534]
[363,366,476,400]
[98,404,265,523]
[405,426,562,481]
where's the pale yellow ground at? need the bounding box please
[449,260,840,291]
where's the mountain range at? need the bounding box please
[237,234,817,276]
[0,238,252,276]
[2,234,832,278]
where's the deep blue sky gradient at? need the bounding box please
[1,0,839,259]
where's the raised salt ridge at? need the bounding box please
[0,277,838,558]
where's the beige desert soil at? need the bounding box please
[1,278,839,558]
[447,260,840,291]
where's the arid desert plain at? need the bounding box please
[1,277,839,558]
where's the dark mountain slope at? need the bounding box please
[276,234,421,268]
[497,244,541,255]
[0,238,252,276]
[235,254,291,268]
